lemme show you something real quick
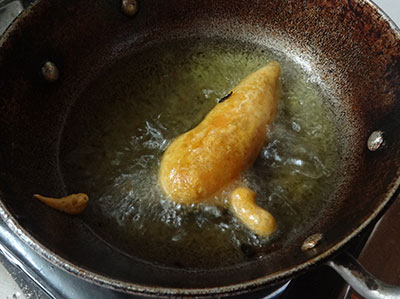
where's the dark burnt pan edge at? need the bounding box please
[0,0,400,296]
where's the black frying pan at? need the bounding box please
[0,0,400,297]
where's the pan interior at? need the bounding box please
[59,37,340,270]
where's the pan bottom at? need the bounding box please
[60,37,340,270]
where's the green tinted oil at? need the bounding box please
[60,38,340,269]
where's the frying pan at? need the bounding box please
[0,0,400,297]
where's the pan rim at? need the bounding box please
[1,177,400,297]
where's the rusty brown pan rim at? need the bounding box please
[0,0,400,297]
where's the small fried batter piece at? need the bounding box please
[229,187,277,237]
[33,193,89,215]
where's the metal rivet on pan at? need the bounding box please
[301,233,323,251]
[121,0,138,17]
[41,61,59,82]
[367,130,384,151]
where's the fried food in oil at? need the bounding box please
[229,187,277,237]
[159,61,281,236]
[33,193,89,215]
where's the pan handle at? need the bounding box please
[327,251,400,299]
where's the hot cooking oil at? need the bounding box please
[60,38,340,269]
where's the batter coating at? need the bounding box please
[33,193,89,215]
[159,61,281,236]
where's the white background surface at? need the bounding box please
[0,0,399,298]
[373,0,400,26]
[0,268,24,299]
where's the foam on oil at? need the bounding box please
[60,38,340,269]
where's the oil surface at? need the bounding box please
[60,38,340,269]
